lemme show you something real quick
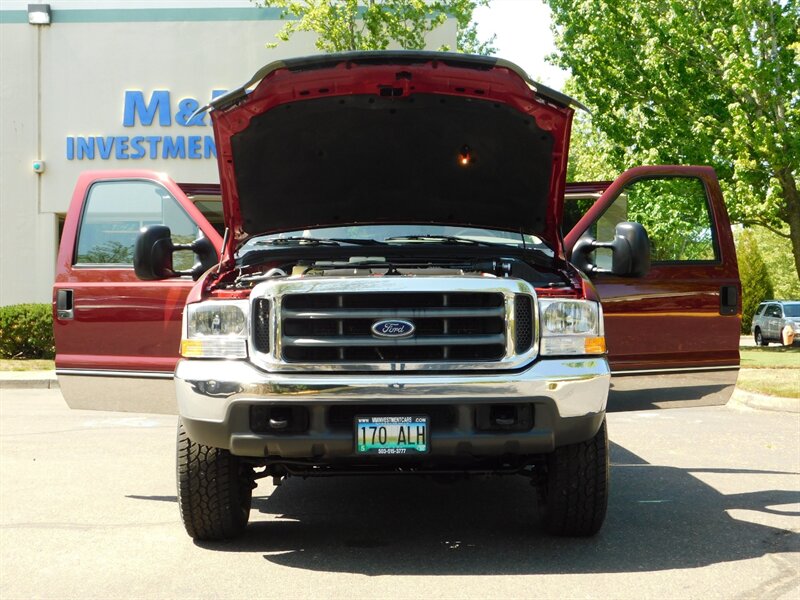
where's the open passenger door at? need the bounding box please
[564,166,741,411]
[53,172,222,414]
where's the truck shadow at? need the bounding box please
[187,442,800,574]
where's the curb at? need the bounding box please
[728,388,800,414]
[0,371,59,390]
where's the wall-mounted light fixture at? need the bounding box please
[27,4,51,25]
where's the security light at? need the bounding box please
[27,4,51,25]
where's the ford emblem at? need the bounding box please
[371,319,415,338]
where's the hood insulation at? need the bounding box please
[230,93,554,236]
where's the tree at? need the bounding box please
[78,241,133,264]
[565,109,617,183]
[737,229,774,333]
[252,0,495,54]
[547,0,800,280]
[752,225,800,298]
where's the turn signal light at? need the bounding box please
[584,336,606,355]
[180,338,247,359]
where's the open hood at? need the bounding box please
[208,52,577,251]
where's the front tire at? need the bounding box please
[176,420,253,541]
[755,328,768,346]
[539,418,609,537]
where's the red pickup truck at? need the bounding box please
[53,51,741,541]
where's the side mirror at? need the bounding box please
[571,221,651,278]
[134,225,217,281]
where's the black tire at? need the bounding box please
[176,420,253,541]
[539,418,609,537]
[755,328,768,346]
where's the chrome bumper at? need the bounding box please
[175,357,610,457]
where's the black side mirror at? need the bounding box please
[134,225,218,281]
[571,221,651,277]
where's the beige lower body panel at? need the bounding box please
[57,371,177,415]
[607,366,739,412]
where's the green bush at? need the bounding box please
[0,304,55,359]
[737,230,774,334]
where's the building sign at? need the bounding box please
[65,90,225,161]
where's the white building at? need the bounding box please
[0,1,456,305]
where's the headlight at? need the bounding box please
[539,299,605,356]
[181,300,249,359]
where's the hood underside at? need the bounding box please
[210,52,576,249]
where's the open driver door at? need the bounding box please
[564,166,741,411]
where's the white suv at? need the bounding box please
[752,301,800,345]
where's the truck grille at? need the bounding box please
[249,277,539,372]
[280,292,506,363]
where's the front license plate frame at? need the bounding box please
[355,415,429,455]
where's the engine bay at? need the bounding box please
[218,254,571,290]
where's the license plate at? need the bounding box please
[355,415,428,455]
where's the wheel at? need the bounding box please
[176,420,253,541]
[538,418,609,537]
[754,328,768,346]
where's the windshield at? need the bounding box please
[238,225,552,255]
[784,303,800,318]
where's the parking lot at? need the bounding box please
[1,388,798,599]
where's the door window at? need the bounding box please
[765,305,782,318]
[75,180,199,270]
[589,176,718,269]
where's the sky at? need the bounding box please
[473,0,569,90]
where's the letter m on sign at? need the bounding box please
[123,91,171,127]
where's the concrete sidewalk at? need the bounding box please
[0,370,58,389]
[1,368,797,413]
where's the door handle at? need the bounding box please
[719,285,737,316]
[56,289,74,319]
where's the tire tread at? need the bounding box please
[542,419,609,537]
[176,421,251,541]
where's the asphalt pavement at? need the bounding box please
[1,388,798,599]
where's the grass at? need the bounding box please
[0,359,55,372]
[739,345,800,369]
[737,368,800,399]
[738,345,799,398]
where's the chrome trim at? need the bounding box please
[283,333,505,348]
[55,369,174,379]
[58,373,176,414]
[175,356,609,424]
[282,307,506,319]
[248,276,539,372]
[608,367,738,411]
[612,365,739,376]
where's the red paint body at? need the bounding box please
[53,171,222,373]
[565,166,741,371]
[53,62,740,378]
[54,171,740,374]
[211,60,574,264]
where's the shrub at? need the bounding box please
[0,303,55,359]
[736,229,774,334]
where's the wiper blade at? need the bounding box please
[255,236,385,247]
[385,235,504,247]
[328,237,387,246]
